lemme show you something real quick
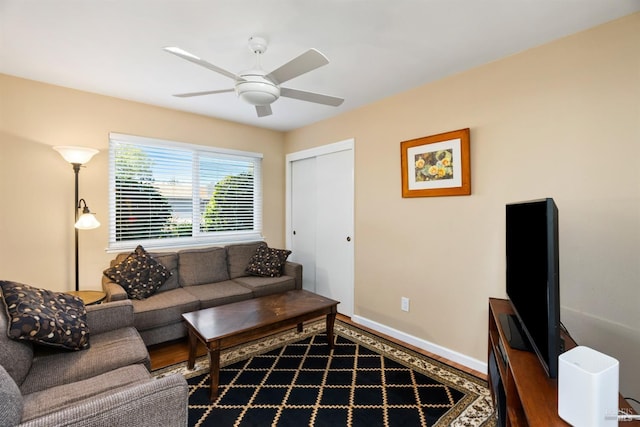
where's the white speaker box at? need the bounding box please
[558,345,619,426]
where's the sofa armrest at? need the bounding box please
[283,261,303,290]
[19,374,188,427]
[85,300,135,334]
[102,279,128,302]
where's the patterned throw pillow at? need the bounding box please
[103,245,171,300]
[245,243,292,277]
[0,281,90,351]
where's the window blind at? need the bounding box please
[108,133,263,251]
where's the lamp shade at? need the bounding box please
[53,146,99,165]
[75,213,100,230]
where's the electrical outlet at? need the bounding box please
[401,297,410,312]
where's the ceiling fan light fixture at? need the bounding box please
[165,37,343,116]
[235,74,280,106]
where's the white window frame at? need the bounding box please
[108,132,263,252]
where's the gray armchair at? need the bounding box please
[0,298,188,427]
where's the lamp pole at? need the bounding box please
[53,145,100,293]
[73,163,81,292]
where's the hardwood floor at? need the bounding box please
[148,337,206,371]
[148,313,487,381]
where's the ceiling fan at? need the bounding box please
[164,36,344,117]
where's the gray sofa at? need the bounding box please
[102,241,302,346]
[0,299,188,427]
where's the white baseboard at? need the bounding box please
[351,315,488,375]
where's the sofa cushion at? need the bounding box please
[226,241,264,279]
[0,297,33,386]
[0,280,90,351]
[148,252,179,292]
[178,247,229,286]
[19,326,149,395]
[0,364,23,426]
[182,280,253,309]
[233,275,297,297]
[103,245,171,300]
[245,244,292,277]
[21,364,150,422]
[129,288,199,331]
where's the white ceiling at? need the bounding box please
[2,1,639,132]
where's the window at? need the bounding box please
[108,133,263,251]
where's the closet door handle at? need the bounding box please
[346,236,351,242]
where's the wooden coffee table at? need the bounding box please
[181,289,339,401]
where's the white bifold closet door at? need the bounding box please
[289,142,354,317]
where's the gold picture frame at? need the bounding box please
[401,128,470,198]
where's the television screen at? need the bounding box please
[505,198,561,378]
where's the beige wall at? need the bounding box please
[0,75,286,292]
[285,13,640,401]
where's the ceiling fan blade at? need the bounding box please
[266,49,329,85]
[173,89,234,98]
[164,47,240,81]
[255,105,272,117]
[280,87,344,107]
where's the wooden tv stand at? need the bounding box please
[488,298,639,426]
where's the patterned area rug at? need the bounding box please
[153,319,495,427]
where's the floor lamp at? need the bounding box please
[53,146,100,292]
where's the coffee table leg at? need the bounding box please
[209,345,221,401]
[187,329,197,370]
[297,322,303,333]
[326,311,336,349]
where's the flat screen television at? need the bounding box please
[502,197,562,378]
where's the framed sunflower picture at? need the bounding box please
[400,128,470,197]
